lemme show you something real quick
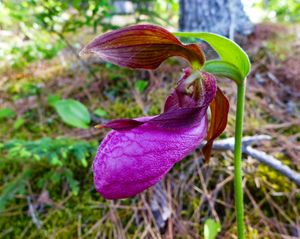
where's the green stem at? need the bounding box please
[234,81,246,238]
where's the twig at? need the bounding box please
[167,178,173,239]
[27,196,41,229]
[267,72,300,98]
[244,147,300,186]
[199,135,300,186]
[150,183,171,231]
[77,214,82,239]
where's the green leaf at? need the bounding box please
[51,171,62,184]
[93,108,108,117]
[0,108,15,120]
[49,153,62,166]
[134,80,148,93]
[64,169,79,196]
[54,99,90,129]
[47,94,61,107]
[203,60,242,84]
[174,32,250,83]
[13,117,25,130]
[81,159,88,167]
[204,219,221,239]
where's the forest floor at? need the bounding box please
[0,23,299,238]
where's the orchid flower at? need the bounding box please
[81,24,229,200]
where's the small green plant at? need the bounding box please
[53,99,91,129]
[0,108,15,121]
[134,80,149,93]
[204,218,221,239]
[0,137,97,210]
[93,108,108,118]
[13,117,25,130]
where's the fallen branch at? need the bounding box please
[27,196,41,229]
[150,183,171,231]
[200,135,300,186]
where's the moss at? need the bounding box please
[108,100,143,119]
[256,164,292,192]
[246,226,268,239]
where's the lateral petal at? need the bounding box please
[202,87,229,162]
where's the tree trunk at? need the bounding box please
[179,0,253,38]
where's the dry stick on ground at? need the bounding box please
[27,196,41,229]
[199,135,300,186]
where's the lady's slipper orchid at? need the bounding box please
[81,24,229,199]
